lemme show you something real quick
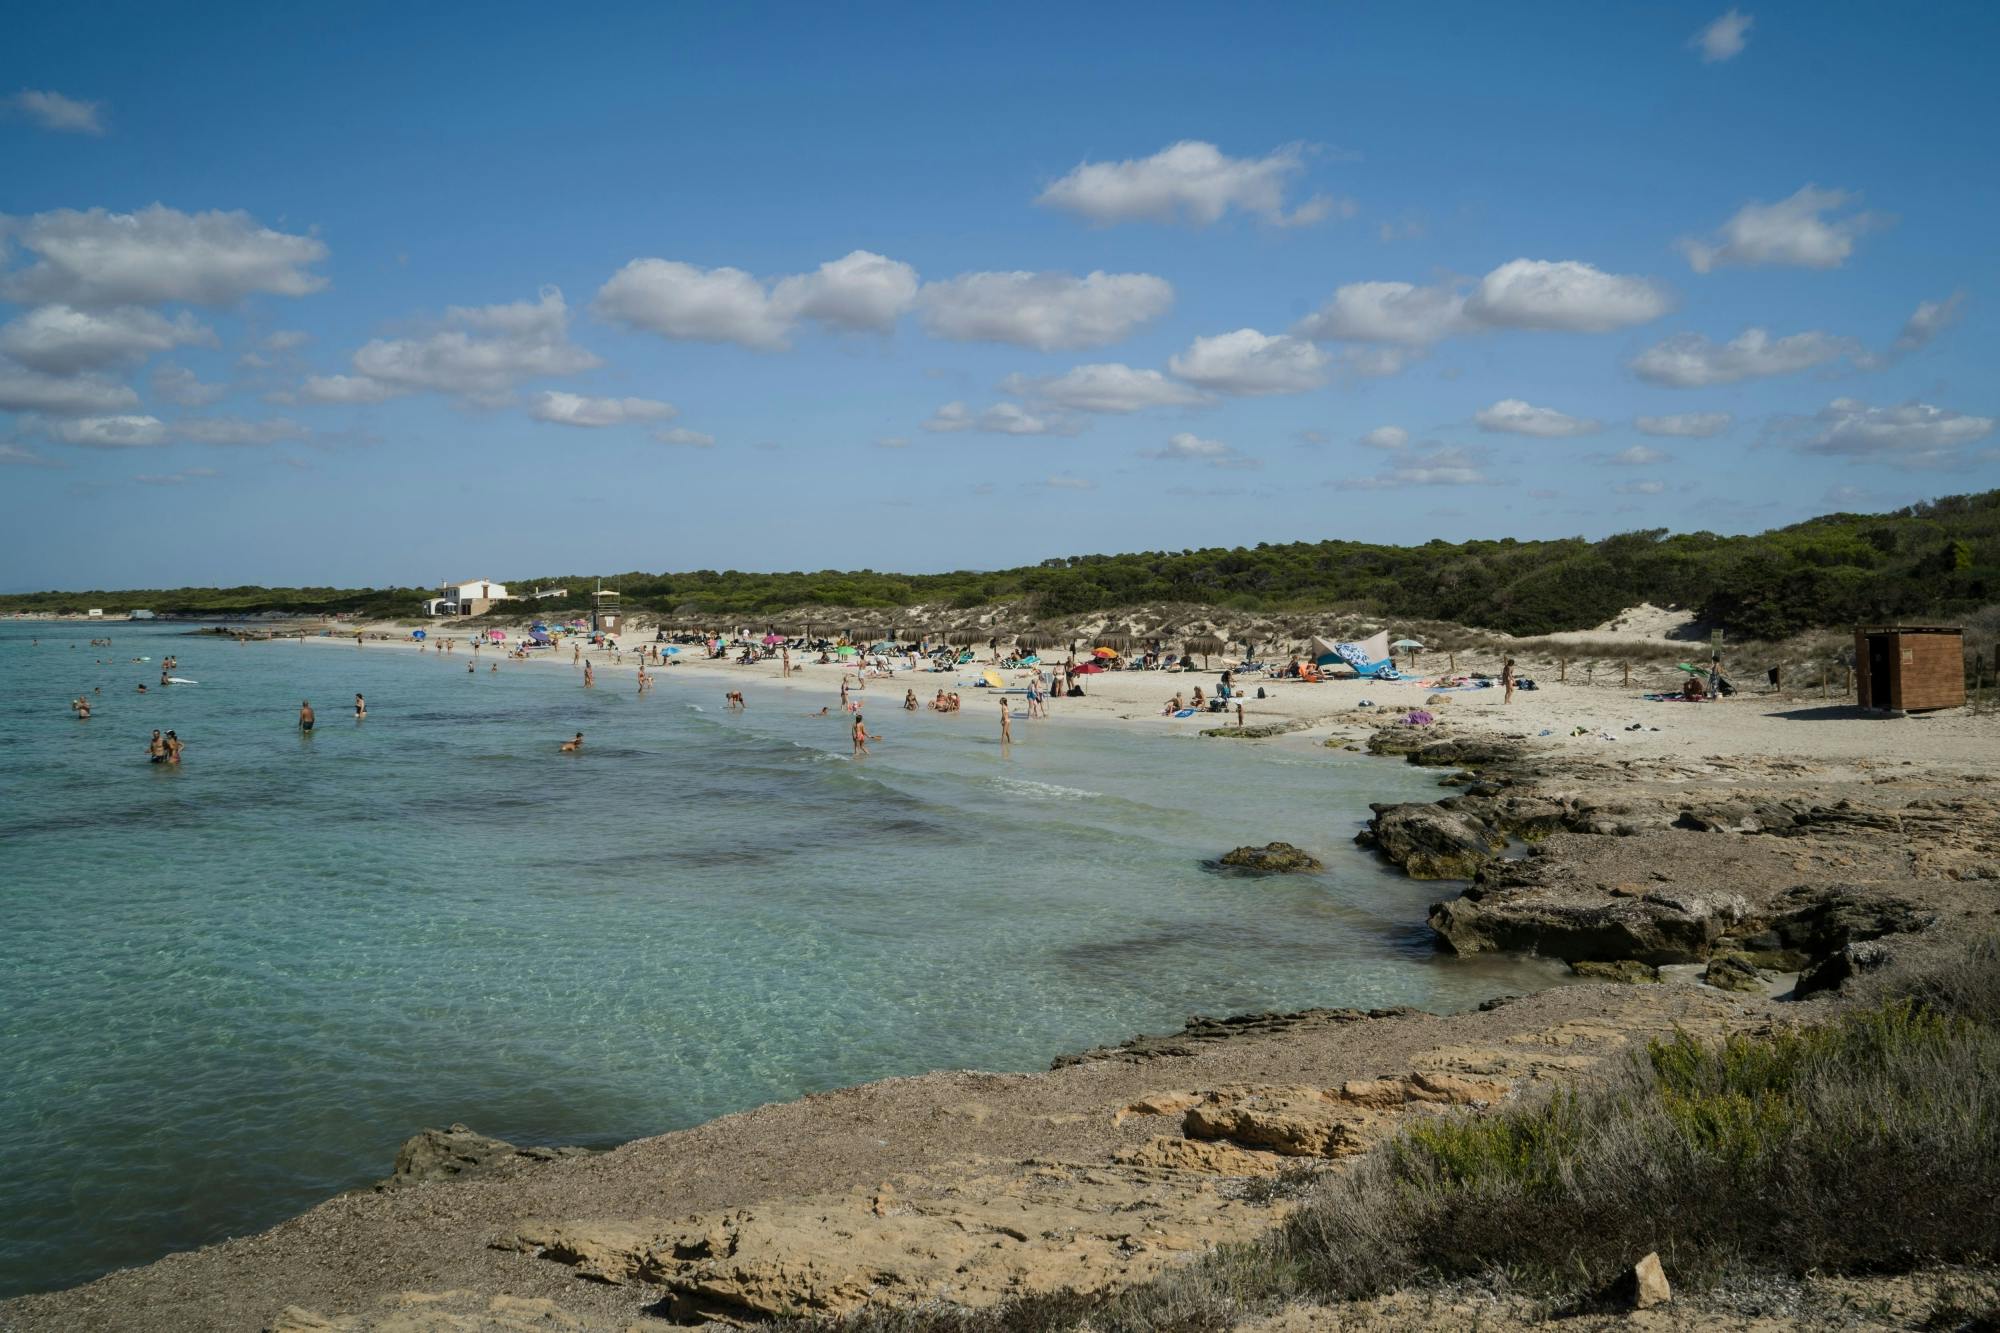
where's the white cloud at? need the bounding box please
[1000,362,1209,413]
[261,329,312,353]
[1294,280,1467,345]
[1168,328,1328,396]
[151,364,229,407]
[1462,259,1671,332]
[1614,479,1667,495]
[922,401,1070,436]
[594,250,917,349]
[299,373,402,404]
[1042,473,1096,491]
[1800,398,1995,470]
[53,414,168,447]
[1293,260,1668,362]
[1892,292,1966,354]
[1338,443,1495,489]
[1035,140,1333,227]
[0,205,328,306]
[1605,445,1670,465]
[173,416,309,446]
[769,250,919,333]
[527,391,676,427]
[0,363,140,415]
[1474,398,1603,437]
[594,258,793,349]
[1361,425,1410,450]
[0,304,214,374]
[1635,411,1733,437]
[1693,10,1753,62]
[918,270,1172,351]
[653,426,716,448]
[10,90,105,135]
[0,443,61,467]
[1679,186,1877,273]
[309,287,598,405]
[1141,431,1233,461]
[1630,327,1852,386]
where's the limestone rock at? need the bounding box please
[1570,959,1661,984]
[1182,1088,1375,1158]
[1702,954,1765,993]
[1428,894,1722,964]
[1216,842,1325,875]
[1110,1136,1283,1175]
[1361,802,1506,880]
[512,1162,1290,1322]
[1628,1251,1672,1309]
[1794,939,1896,998]
[386,1124,587,1188]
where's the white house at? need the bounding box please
[424,579,514,617]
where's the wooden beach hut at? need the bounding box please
[1854,626,1964,713]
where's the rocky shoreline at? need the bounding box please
[4,702,1995,1331]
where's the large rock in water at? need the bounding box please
[1429,894,1726,964]
[386,1123,587,1187]
[1702,954,1765,993]
[1216,842,1325,874]
[1360,802,1507,880]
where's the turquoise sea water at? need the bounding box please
[0,622,1565,1298]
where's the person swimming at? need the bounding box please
[560,731,583,752]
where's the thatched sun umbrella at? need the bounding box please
[1016,630,1057,652]
[1094,632,1133,654]
[1184,634,1225,669]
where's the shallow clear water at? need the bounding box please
[0,623,1565,1298]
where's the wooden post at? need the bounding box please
[1622,661,1631,688]
[1821,666,1828,699]
[1449,651,1456,673]
[1559,656,1567,682]
[1845,665,1852,701]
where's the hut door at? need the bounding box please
[1867,637,1892,708]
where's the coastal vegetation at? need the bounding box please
[3,490,1995,639]
[797,937,2000,1331]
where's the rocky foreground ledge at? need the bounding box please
[1354,724,1999,998]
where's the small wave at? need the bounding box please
[987,776,1101,801]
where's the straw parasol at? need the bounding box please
[1184,634,1225,668]
[1015,630,1057,652]
[1094,632,1133,653]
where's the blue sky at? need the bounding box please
[2,1,1996,591]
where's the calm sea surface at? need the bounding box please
[0,622,1564,1298]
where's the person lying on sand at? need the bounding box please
[560,732,583,752]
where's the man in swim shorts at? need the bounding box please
[299,701,315,731]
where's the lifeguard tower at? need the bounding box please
[592,582,622,637]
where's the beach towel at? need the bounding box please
[1173,708,1197,718]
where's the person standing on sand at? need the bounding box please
[354,693,366,719]
[299,701,315,731]
[782,646,790,678]
[1502,657,1516,705]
